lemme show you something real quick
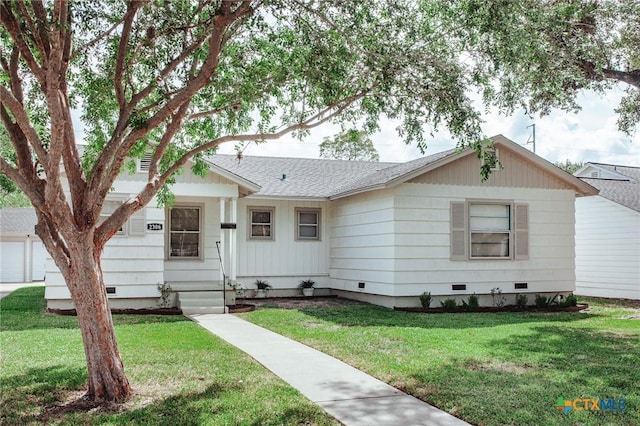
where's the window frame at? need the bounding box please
[248,206,275,241]
[481,145,500,171]
[166,204,204,260]
[468,201,513,260]
[99,197,127,236]
[295,208,321,241]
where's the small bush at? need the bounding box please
[515,294,528,308]
[535,294,549,309]
[490,287,506,307]
[298,279,315,289]
[440,298,458,312]
[462,294,480,311]
[255,279,271,290]
[419,291,432,309]
[560,293,578,308]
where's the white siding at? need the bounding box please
[575,196,640,300]
[329,184,577,305]
[45,202,165,306]
[329,190,396,295]
[235,199,330,288]
[390,184,576,300]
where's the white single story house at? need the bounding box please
[574,163,640,300]
[0,207,47,283]
[45,135,598,312]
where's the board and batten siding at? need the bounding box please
[390,184,577,300]
[575,196,640,300]
[329,189,396,296]
[235,198,329,288]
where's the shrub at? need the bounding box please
[490,287,506,308]
[255,279,271,290]
[298,279,315,289]
[535,294,549,308]
[560,293,578,308]
[515,294,528,308]
[440,298,458,312]
[462,294,480,311]
[419,291,432,309]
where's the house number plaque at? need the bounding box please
[147,223,163,231]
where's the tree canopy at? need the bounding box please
[319,129,379,161]
[451,0,639,135]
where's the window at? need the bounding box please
[450,201,528,261]
[100,199,126,235]
[249,207,274,240]
[481,145,499,171]
[469,203,510,258]
[296,208,320,240]
[168,205,202,258]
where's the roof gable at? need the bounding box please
[207,135,597,200]
[408,137,590,192]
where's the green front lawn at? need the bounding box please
[0,287,338,425]
[241,298,640,426]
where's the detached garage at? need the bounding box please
[0,207,46,283]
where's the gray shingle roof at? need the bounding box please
[208,155,397,198]
[0,207,37,234]
[578,163,640,212]
[208,147,463,199]
[330,148,457,197]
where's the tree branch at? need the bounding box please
[72,16,124,60]
[0,0,47,86]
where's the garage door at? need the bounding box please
[31,241,46,281]
[1,241,25,282]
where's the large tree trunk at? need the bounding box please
[61,233,132,402]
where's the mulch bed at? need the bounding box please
[226,304,256,313]
[395,303,589,314]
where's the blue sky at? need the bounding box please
[218,87,639,167]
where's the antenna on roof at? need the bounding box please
[526,123,536,153]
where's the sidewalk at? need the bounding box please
[190,314,470,426]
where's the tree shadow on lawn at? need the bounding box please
[404,326,639,425]
[0,365,88,425]
[1,365,333,426]
[297,304,593,330]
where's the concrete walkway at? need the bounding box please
[190,314,470,426]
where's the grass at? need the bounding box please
[0,287,338,425]
[241,297,640,426]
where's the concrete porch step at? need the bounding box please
[177,291,227,315]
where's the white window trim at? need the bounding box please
[100,197,127,236]
[295,208,321,241]
[166,204,204,260]
[468,201,513,260]
[248,206,275,241]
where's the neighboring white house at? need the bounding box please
[44,135,597,311]
[0,207,47,283]
[574,163,640,300]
